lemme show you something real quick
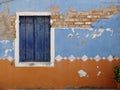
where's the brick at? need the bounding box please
[81,18,90,22]
[90,18,98,22]
[85,22,92,24]
[87,15,92,18]
[51,15,60,19]
[81,24,91,28]
[74,22,84,25]
[100,15,107,18]
[78,15,87,18]
[65,21,74,24]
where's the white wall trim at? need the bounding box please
[15,12,55,67]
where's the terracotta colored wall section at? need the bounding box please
[0,59,120,89]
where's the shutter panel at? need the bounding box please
[19,16,26,62]
[19,16,50,62]
[34,16,45,61]
[44,16,50,62]
[25,16,34,61]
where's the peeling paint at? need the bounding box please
[4,48,12,57]
[76,33,80,38]
[78,70,88,77]
[97,66,99,68]
[106,28,114,36]
[97,71,102,76]
[67,33,73,39]
[91,29,104,39]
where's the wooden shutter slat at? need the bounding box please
[25,16,34,61]
[44,16,50,62]
[19,16,26,62]
[34,16,45,61]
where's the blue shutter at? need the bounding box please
[19,16,50,62]
[34,16,45,61]
[19,16,26,62]
[25,17,34,61]
[44,16,50,62]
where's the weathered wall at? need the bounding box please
[0,0,120,89]
[0,60,120,89]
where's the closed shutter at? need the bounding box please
[19,16,50,62]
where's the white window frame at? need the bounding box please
[15,12,55,67]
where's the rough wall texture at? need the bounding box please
[51,5,120,28]
[0,6,13,39]
[0,0,120,89]
[0,60,120,89]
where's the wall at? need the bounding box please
[0,0,120,89]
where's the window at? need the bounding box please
[15,12,55,67]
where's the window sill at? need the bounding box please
[15,62,54,67]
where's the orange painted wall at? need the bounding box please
[0,59,120,89]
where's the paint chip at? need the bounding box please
[7,56,14,63]
[94,55,101,62]
[67,33,73,39]
[81,55,88,61]
[78,70,88,77]
[76,33,80,38]
[69,55,75,62]
[97,66,99,68]
[55,55,63,62]
[97,71,101,76]
[107,55,113,62]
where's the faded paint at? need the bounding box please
[0,0,120,89]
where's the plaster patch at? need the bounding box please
[0,40,10,43]
[91,29,104,39]
[106,28,114,36]
[97,71,102,76]
[69,55,75,62]
[97,66,99,68]
[94,55,101,62]
[78,70,88,77]
[7,56,14,63]
[76,33,80,38]
[71,28,75,33]
[67,33,73,39]
[107,55,113,62]
[55,55,63,62]
[4,48,13,57]
[81,55,88,61]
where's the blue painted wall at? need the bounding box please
[0,0,120,59]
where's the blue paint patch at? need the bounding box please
[0,0,119,15]
[55,14,120,57]
[0,40,14,59]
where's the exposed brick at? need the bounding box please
[90,18,98,22]
[51,15,60,19]
[65,21,74,24]
[87,15,92,18]
[82,18,90,22]
[85,22,92,24]
[74,22,84,25]
[81,24,91,28]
